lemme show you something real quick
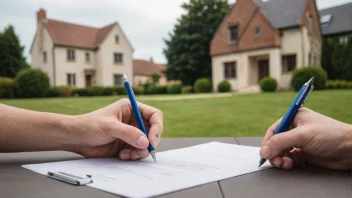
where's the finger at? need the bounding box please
[271,157,284,168]
[138,102,163,147]
[107,122,149,149]
[260,127,309,160]
[261,118,283,147]
[130,149,149,160]
[282,156,294,170]
[119,149,132,160]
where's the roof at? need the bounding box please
[42,19,116,49]
[319,2,352,36]
[252,0,306,29]
[133,59,166,76]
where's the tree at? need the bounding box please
[322,34,352,81]
[152,73,161,84]
[164,0,230,85]
[0,25,28,78]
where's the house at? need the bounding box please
[30,9,134,88]
[133,58,167,86]
[210,0,322,91]
[319,3,352,41]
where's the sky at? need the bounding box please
[0,0,351,64]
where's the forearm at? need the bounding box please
[0,104,77,152]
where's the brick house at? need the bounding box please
[30,9,134,88]
[133,58,167,86]
[210,0,322,91]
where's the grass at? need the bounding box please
[1,90,352,137]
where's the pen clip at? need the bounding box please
[302,85,314,106]
[47,171,93,186]
[296,85,309,106]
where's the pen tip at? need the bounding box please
[122,74,128,81]
[150,151,157,163]
[258,158,266,168]
[307,77,314,85]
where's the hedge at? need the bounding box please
[14,68,50,98]
[260,77,277,92]
[167,84,183,94]
[0,77,14,98]
[181,86,193,94]
[326,80,352,89]
[194,78,212,93]
[291,66,327,91]
[150,86,167,94]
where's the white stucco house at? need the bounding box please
[30,9,134,88]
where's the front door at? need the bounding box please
[85,75,92,88]
[258,60,269,82]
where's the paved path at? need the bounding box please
[139,93,234,101]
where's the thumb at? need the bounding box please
[107,122,149,149]
[260,127,308,160]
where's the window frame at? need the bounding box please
[114,53,123,64]
[115,35,119,44]
[255,27,262,37]
[281,55,297,74]
[228,26,239,44]
[113,74,124,86]
[67,49,75,61]
[43,51,47,63]
[67,73,76,87]
[85,52,90,63]
[223,61,237,79]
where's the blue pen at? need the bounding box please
[258,77,314,167]
[123,74,156,162]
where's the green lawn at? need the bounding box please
[1,90,352,137]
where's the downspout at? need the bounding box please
[300,28,306,66]
[52,46,56,86]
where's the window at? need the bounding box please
[223,62,237,78]
[43,51,47,63]
[114,53,123,64]
[228,26,238,43]
[255,27,262,37]
[114,74,123,85]
[308,15,313,33]
[339,36,349,45]
[320,14,332,28]
[67,49,75,61]
[67,73,76,86]
[85,52,90,63]
[282,55,296,73]
[115,35,119,44]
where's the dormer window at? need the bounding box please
[228,26,238,43]
[320,14,332,28]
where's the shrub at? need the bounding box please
[349,82,352,89]
[326,80,352,90]
[217,80,231,93]
[115,86,126,95]
[143,82,154,95]
[151,86,167,94]
[0,77,14,98]
[56,86,73,97]
[340,80,349,89]
[47,87,60,97]
[291,66,327,91]
[181,86,193,94]
[72,88,90,96]
[132,86,144,95]
[101,87,115,96]
[325,81,334,89]
[14,68,50,98]
[194,78,212,93]
[167,84,183,94]
[260,77,277,92]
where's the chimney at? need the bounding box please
[37,9,46,23]
[150,57,154,63]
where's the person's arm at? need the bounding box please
[0,99,163,161]
[0,104,76,152]
[260,107,352,170]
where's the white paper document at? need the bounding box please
[23,142,271,198]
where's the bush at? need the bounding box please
[14,68,50,98]
[47,87,59,97]
[217,80,231,92]
[181,86,193,94]
[72,88,90,96]
[260,77,277,92]
[102,87,115,96]
[349,82,352,89]
[0,77,14,98]
[326,80,352,90]
[291,66,327,91]
[115,86,126,95]
[167,84,183,94]
[194,78,212,93]
[151,86,167,94]
[143,82,154,95]
[325,81,334,89]
[132,86,144,95]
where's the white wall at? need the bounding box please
[97,24,133,86]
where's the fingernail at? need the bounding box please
[261,146,271,159]
[137,136,149,148]
[120,150,130,160]
[132,154,141,160]
[152,136,159,147]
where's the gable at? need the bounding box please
[300,0,322,40]
[211,0,280,56]
[99,23,134,52]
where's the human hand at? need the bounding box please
[260,107,352,170]
[68,99,163,160]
